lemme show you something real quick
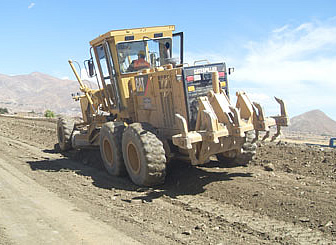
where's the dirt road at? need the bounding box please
[0,144,139,245]
[0,115,335,244]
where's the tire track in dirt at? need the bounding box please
[0,135,192,244]
[3,134,331,244]
[170,195,333,244]
[0,144,140,245]
[0,225,13,245]
[1,116,335,244]
[0,135,264,244]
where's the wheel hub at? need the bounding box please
[103,137,113,166]
[127,142,140,174]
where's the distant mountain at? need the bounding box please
[2,72,336,137]
[287,110,336,136]
[0,72,91,115]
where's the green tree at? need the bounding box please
[44,109,55,118]
[0,107,9,114]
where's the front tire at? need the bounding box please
[57,117,74,152]
[100,122,126,176]
[122,123,166,186]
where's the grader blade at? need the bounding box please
[271,97,288,125]
[262,131,270,141]
[274,96,287,118]
[252,102,265,121]
[253,96,289,141]
[271,125,281,141]
[252,130,259,143]
[267,97,288,141]
[173,72,289,165]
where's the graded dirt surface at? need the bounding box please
[0,115,335,244]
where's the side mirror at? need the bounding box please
[228,67,235,75]
[150,53,157,67]
[88,59,95,77]
[165,42,171,59]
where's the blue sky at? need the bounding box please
[1,0,336,120]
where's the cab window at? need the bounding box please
[116,38,175,74]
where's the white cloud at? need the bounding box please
[28,2,35,9]
[230,18,336,120]
[183,18,336,120]
[272,24,289,33]
[244,24,336,66]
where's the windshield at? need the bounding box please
[116,38,175,74]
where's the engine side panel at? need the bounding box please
[133,68,188,138]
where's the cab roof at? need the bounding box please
[90,25,175,47]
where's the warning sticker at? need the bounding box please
[135,75,148,96]
[143,97,151,109]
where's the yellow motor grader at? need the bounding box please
[58,25,288,186]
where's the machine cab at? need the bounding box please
[89,25,183,114]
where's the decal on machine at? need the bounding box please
[143,97,152,109]
[193,66,218,75]
[135,75,149,96]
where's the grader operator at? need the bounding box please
[58,25,288,186]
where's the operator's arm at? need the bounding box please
[127,61,135,72]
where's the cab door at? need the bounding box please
[95,42,122,111]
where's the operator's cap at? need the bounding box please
[138,50,146,58]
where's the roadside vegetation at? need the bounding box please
[44,109,55,118]
[0,107,9,114]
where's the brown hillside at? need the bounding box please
[0,72,93,115]
[287,109,336,136]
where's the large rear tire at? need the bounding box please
[122,123,166,186]
[57,117,74,152]
[217,131,257,165]
[100,122,126,176]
